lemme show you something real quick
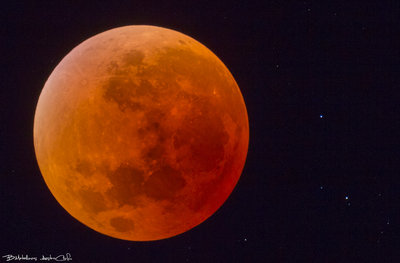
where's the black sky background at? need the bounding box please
[1,1,400,262]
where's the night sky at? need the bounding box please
[1,1,400,262]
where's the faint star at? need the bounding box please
[320,186,323,190]
[345,196,349,200]
[319,114,323,118]
[244,238,247,242]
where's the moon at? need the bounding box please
[34,25,249,241]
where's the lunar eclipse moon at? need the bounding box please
[33,25,249,241]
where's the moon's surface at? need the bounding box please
[34,25,249,241]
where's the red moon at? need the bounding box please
[34,25,249,241]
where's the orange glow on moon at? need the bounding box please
[34,25,249,241]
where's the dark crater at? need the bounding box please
[123,50,145,66]
[78,189,108,214]
[106,163,145,207]
[144,166,186,201]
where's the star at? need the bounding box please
[345,196,349,200]
[319,114,323,119]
